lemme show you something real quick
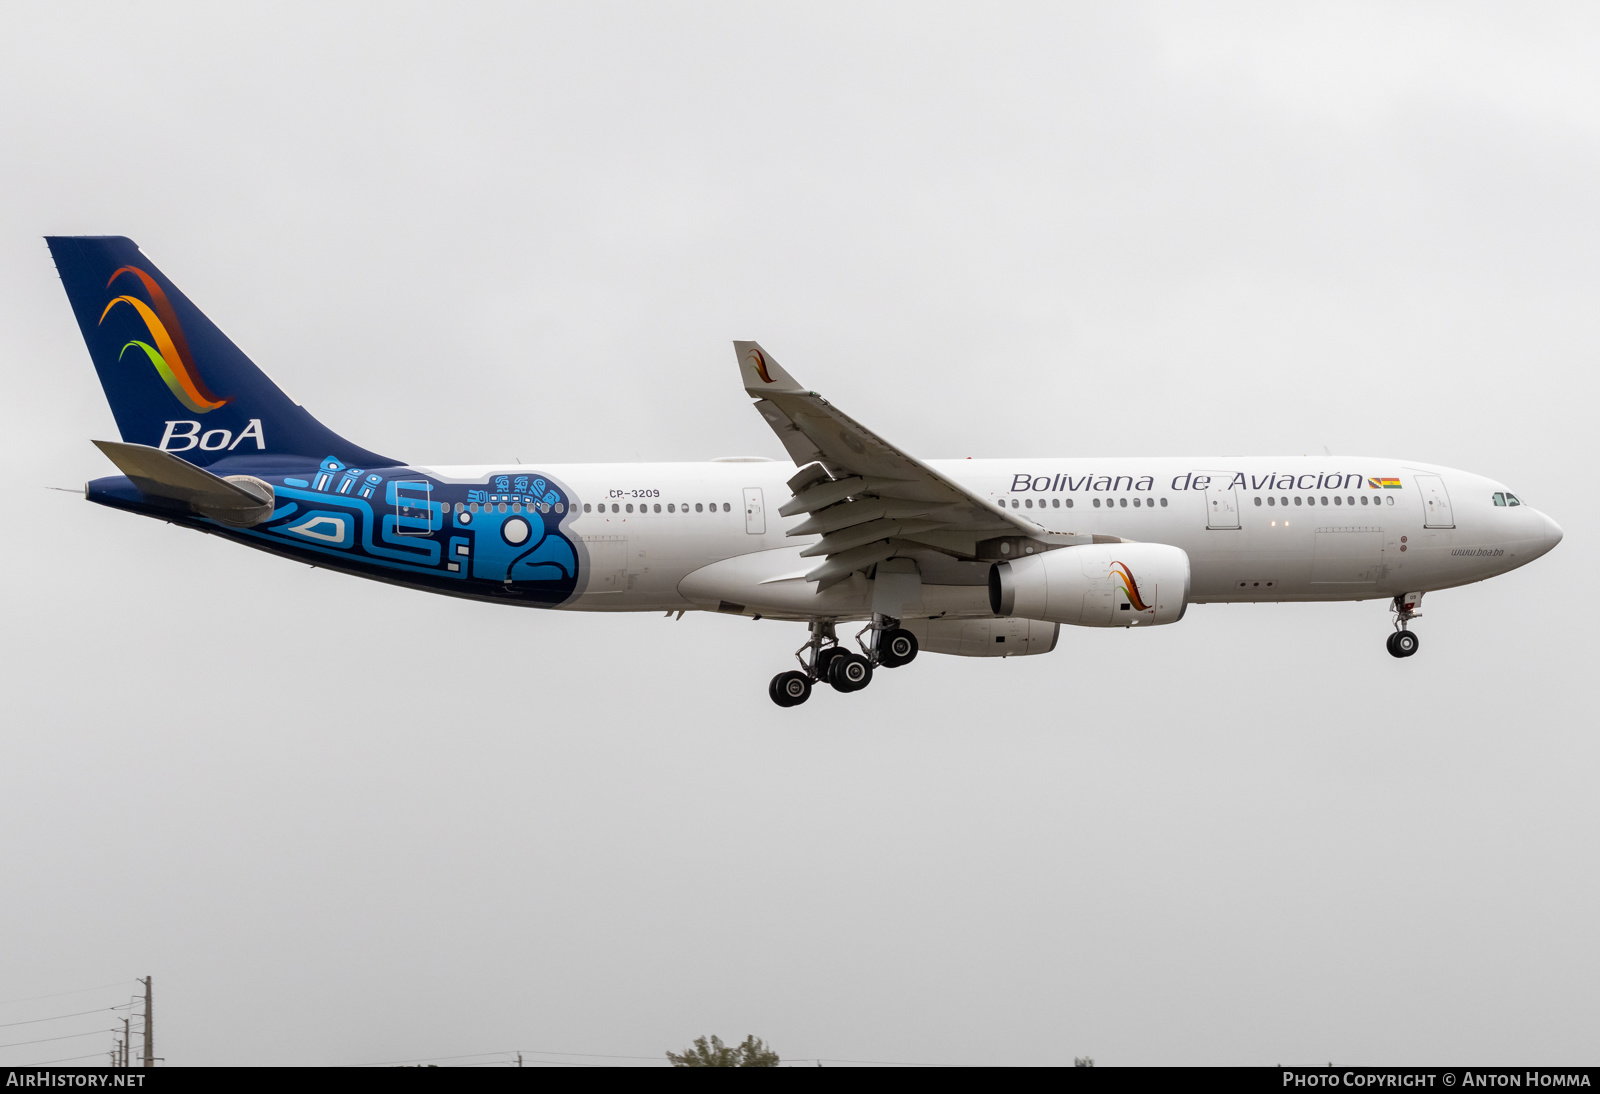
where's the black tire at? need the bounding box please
[829,652,874,693]
[1385,633,1402,658]
[815,645,848,680]
[879,627,919,669]
[770,671,812,707]
[1393,631,1419,658]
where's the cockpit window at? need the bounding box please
[1505,493,1522,506]
[1493,492,1506,506]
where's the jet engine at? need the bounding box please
[989,542,1190,627]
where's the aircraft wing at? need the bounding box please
[734,341,1089,590]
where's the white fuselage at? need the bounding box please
[416,456,1562,623]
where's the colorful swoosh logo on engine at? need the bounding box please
[747,348,775,384]
[1109,561,1152,612]
[98,266,228,414]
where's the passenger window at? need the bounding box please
[1279,497,1287,507]
[1093,498,1101,508]
[1253,497,1261,506]
[1159,498,1167,507]
[1267,497,1275,506]
[1052,498,1060,508]
[1025,498,1033,508]
[1067,498,1075,508]
[1360,496,1368,505]
[1333,496,1341,505]
[1119,498,1127,507]
[1294,497,1302,506]
[1146,498,1154,507]
[694,503,703,512]
[1133,497,1141,507]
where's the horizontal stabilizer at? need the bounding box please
[93,440,275,526]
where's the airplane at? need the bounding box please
[47,236,1564,707]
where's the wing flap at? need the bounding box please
[735,340,1061,590]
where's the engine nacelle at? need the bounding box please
[902,617,1059,657]
[989,542,1190,628]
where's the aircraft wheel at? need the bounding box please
[829,652,874,693]
[878,628,918,669]
[815,645,848,681]
[770,671,812,707]
[1392,631,1419,658]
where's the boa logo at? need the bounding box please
[1109,561,1152,612]
[99,266,230,414]
[160,418,266,452]
[745,347,775,384]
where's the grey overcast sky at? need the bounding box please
[0,1,1594,1067]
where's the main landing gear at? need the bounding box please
[768,616,920,707]
[1386,591,1423,659]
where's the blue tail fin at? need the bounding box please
[47,236,397,469]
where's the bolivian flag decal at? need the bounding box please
[1368,477,1403,489]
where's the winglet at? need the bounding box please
[733,341,808,396]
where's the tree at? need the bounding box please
[666,1034,780,1067]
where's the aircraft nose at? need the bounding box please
[1542,513,1564,552]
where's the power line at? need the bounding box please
[363,1051,526,1066]
[0,1006,121,1031]
[15,1052,114,1067]
[364,1048,661,1067]
[0,1028,119,1051]
[0,982,136,1009]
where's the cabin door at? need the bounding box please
[393,480,434,535]
[1415,474,1455,528]
[1205,482,1240,529]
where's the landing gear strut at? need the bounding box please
[1387,592,1422,659]
[767,620,838,707]
[766,616,917,706]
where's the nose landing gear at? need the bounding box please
[1386,592,1423,658]
[766,616,917,706]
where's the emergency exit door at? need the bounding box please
[743,488,766,534]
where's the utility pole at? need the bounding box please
[123,1016,131,1067]
[141,977,153,1068]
